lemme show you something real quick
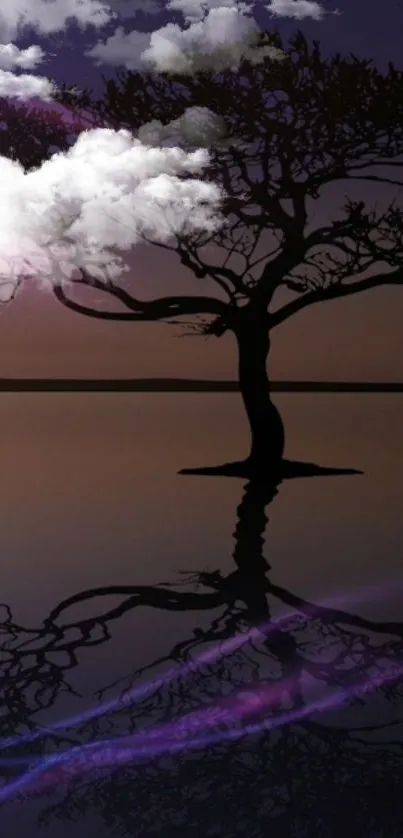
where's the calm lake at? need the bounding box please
[0,393,402,837]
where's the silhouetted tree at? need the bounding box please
[2,469,402,835]
[48,31,403,476]
[0,98,75,171]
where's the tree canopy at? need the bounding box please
[48,30,403,335]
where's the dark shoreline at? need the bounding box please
[0,379,402,393]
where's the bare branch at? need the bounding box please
[270,267,403,328]
[53,271,227,321]
[11,30,403,330]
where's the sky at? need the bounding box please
[0,0,402,380]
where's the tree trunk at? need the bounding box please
[179,306,361,479]
[234,308,285,473]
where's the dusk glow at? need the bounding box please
[0,1,402,835]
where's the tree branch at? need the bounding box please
[44,585,226,628]
[53,285,143,320]
[53,277,227,322]
[252,241,307,306]
[270,267,403,328]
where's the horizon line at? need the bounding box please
[0,378,402,393]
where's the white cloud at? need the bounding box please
[266,0,327,20]
[0,43,58,100]
[87,26,152,70]
[87,5,287,74]
[0,0,115,43]
[167,0,252,22]
[106,0,162,19]
[0,0,331,298]
[86,0,330,77]
[142,8,286,74]
[0,68,56,101]
[0,127,228,299]
[0,0,247,297]
[137,105,244,150]
[0,0,115,103]
[0,44,45,71]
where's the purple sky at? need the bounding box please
[2,0,403,380]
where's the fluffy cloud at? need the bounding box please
[0,44,55,99]
[0,69,56,101]
[137,105,246,150]
[0,127,228,300]
[266,0,327,20]
[167,0,253,21]
[87,3,287,75]
[0,0,331,298]
[86,26,152,70]
[0,0,247,297]
[0,44,45,71]
[141,7,286,74]
[0,0,115,103]
[105,0,162,18]
[0,0,114,43]
[86,0,331,76]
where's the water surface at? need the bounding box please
[0,393,402,836]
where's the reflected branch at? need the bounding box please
[0,469,395,835]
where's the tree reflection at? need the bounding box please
[1,467,403,835]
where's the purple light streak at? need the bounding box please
[0,675,297,769]
[0,660,401,804]
[0,580,397,755]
